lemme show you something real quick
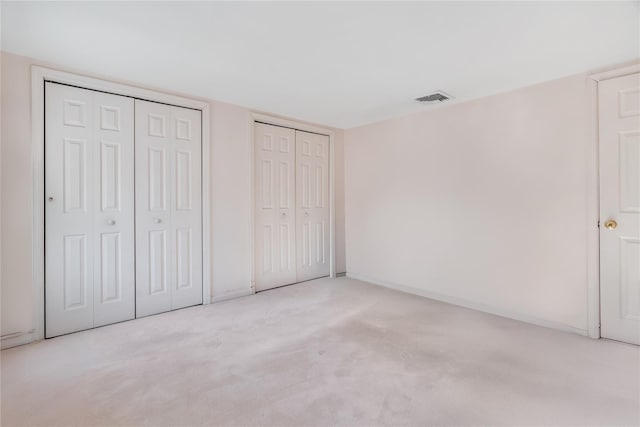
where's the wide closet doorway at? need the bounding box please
[254,122,331,291]
[45,82,203,338]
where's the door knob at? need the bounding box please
[107,219,116,226]
[604,219,618,230]
[281,212,287,218]
[304,212,310,217]
[48,196,54,202]
[154,218,162,224]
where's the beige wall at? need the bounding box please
[344,74,594,334]
[2,52,34,337]
[0,51,346,341]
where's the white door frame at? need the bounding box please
[31,66,212,341]
[587,61,640,339]
[249,113,336,292]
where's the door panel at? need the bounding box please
[63,138,87,213]
[176,227,193,289]
[99,142,121,211]
[254,123,297,290]
[149,229,169,295]
[99,232,121,303]
[136,101,173,316]
[148,147,168,211]
[63,234,89,310]
[600,72,640,345]
[171,107,202,309]
[135,100,202,317]
[295,130,330,282]
[93,91,135,327]
[45,83,134,337]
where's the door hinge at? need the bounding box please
[597,220,600,229]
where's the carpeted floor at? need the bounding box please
[2,277,639,426]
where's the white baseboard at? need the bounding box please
[211,287,255,303]
[1,288,256,350]
[346,272,589,337]
[1,331,37,350]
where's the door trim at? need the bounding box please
[31,66,212,342]
[249,113,337,292]
[587,61,640,339]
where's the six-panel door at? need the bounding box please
[45,82,135,337]
[599,72,640,345]
[254,123,297,291]
[135,100,203,317]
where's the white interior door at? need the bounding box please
[295,130,330,282]
[599,72,640,345]
[135,100,202,317]
[45,82,135,337]
[254,123,297,291]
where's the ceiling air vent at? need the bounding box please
[415,91,453,103]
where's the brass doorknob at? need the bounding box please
[604,219,618,230]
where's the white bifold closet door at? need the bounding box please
[135,100,203,317]
[254,123,297,291]
[295,130,330,282]
[45,82,135,337]
[254,123,329,291]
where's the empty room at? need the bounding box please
[1,1,639,426]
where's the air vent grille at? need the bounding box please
[416,91,453,103]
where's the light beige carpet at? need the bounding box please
[2,277,639,426]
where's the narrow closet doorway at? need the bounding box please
[44,82,203,338]
[254,122,331,291]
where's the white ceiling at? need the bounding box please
[2,1,639,129]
